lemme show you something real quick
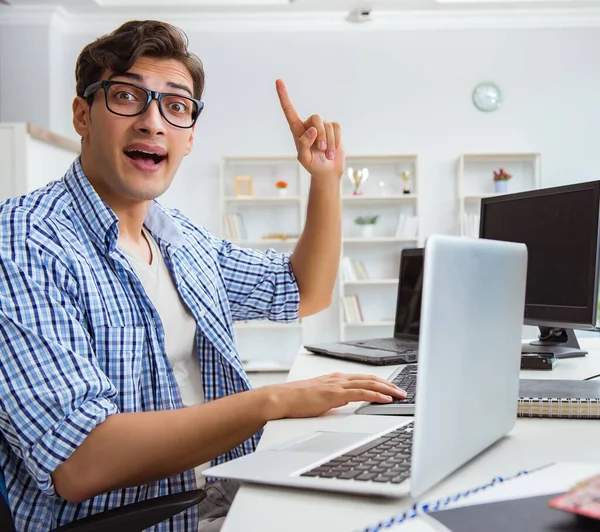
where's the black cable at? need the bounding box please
[583,373,600,381]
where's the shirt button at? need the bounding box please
[198,309,206,319]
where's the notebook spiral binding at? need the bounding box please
[361,464,552,532]
[517,397,600,418]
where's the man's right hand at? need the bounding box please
[257,372,407,420]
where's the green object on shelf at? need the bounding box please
[354,215,379,225]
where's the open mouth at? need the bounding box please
[126,151,165,164]
[124,149,167,164]
[123,145,168,172]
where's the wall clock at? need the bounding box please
[472,82,502,112]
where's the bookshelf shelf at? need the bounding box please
[343,237,418,244]
[234,321,302,329]
[342,279,399,286]
[463,193,501,201]
[242,361,294,373]
[344,321,395,327]
[223,156,297,164]
[341,194,417,203]
[229,238,299,246]
[340,154,418,163]
[223,196,301,204]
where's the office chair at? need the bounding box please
[0,469,207,532]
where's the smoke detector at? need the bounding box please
[346,7,373,23]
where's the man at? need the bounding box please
[0,20,404,531]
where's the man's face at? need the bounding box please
[73,56,196,205]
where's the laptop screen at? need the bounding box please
[394,248,424,339]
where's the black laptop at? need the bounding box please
[304,247,424,365]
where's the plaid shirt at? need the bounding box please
[0,158,300,531]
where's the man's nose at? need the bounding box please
[134,99,167,136]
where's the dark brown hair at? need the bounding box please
[75,20,205,99]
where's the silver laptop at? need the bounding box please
[303,247,424,366]
[204,235,527,499]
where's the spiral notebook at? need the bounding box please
[517,379,600,419]
[361,462,600,532]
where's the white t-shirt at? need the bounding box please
[119,227,210,487]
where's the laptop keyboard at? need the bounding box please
[390,364,418,404]
[343,338,418,354]
[300,422,414,484]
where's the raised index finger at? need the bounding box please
[276,79,305,138]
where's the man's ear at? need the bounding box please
[184,125,195,156]
[72,96,91,139]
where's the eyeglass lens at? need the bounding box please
[105,83,197,127]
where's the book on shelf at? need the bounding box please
[462,212,480,238]
[223,212,247,240]
[517,379,600,419]
[342,295,364,324]
[395,214,418,238]
[340,256,369,281]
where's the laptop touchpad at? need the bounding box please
[274,431,369,454]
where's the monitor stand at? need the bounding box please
[522,327,587,359]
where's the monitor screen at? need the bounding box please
[394,248,424,338]
[480,182,600,328]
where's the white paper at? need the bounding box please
[386,461,600,531]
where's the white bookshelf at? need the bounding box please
[0,122,80,201]
[220,155,306,377]
[338,154,419,342]
[457,153,541,237]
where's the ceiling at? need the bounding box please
[4,0,600,14]
[3,0,600,32]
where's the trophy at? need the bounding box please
[347,167,369,196]
[400,170,411,194]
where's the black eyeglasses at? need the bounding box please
[83,80,204,129]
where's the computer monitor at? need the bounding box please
[480,181,600,359]
[394,247,424,339]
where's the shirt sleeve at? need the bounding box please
[207,234,300,323]
[0,232,119,497]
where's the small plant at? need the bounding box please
[493,168,512,181]
[354,215,379,225]
[275,180,288,189]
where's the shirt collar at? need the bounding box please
[64,157,186,253]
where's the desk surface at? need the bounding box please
[222,340,600,532]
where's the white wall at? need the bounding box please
[2,22,600,342]
[54,26,600,237]
[0,24,54,128]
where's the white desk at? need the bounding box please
[222,340,600,532]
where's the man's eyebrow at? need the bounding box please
[166,81,193,98]
[109,72,142,82]
[107,73,193,98]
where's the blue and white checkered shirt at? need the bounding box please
[0,158,300,531]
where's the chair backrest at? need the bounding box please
[0,469,16,532]
[0,471,7,503]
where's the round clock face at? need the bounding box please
[472,82,502,112]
